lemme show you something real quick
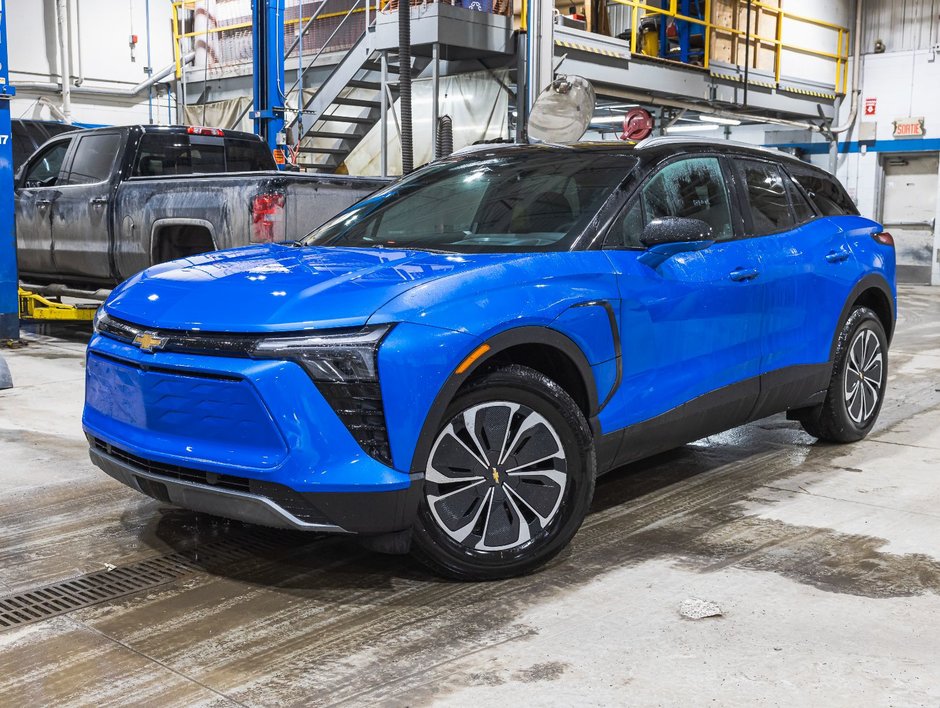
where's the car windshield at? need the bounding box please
[301,151,637,252]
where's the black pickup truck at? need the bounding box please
[15,125,388,289]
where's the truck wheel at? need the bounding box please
[411,365,595,581]
[798,307,888,443]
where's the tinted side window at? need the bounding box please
[739,160,795,234]
[790,167,858,216]
[66,133,122,185]
[134,133,194,176]
[606,198,645,248]
[225,138,275,171]
[22,141,71,188]
[785,175,816,224]
[644,157,734,241]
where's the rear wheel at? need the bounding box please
[411,365,595,580]
[798,307,888,443]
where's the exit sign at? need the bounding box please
[893,117,925,137]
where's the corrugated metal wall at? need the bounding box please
[861,0,940,53]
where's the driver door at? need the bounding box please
[14,137,74,276]
[600,155,765,450]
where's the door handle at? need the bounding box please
[90,197,108,208]
[729,268,759,282]
[825,249,850,263]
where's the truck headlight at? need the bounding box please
[252,324,394,464]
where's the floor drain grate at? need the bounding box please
[0,531,290,631]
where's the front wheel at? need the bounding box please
[411,365,595,580]
[798,306,888,443]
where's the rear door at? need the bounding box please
[601,154,764,440]
[737,158,856,399]
[14,137,73,277]
[51,131,124,281]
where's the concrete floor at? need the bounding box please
[1,286,939,706]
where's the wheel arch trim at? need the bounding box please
[830,273,896,360]
[408,324,600,475]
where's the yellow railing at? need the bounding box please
[608,0,850,94]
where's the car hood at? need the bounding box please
[104,244,488,332]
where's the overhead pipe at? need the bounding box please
[37,96,69,122]
[830,0,863,136]
[16,52,196,98]
[605,89,824,133]
[55,0,72,121]
[828,0,863,173]
[70,0,84,86]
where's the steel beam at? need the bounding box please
[251,0,287,167]
[0,0,18,341]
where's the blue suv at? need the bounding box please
[84,139,896,579]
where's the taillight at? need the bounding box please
[251,193,286,243]
[872,231,894,247]
[187,125,224,136]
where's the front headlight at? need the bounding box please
[92,307,107,333]
[252,324,391,382]
[253,324,395,465]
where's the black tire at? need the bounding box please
[798,307,888,443]
[411,365,595,581]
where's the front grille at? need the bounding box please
[96,314,394,467]
[316,380,392,464]
[97,314,260,357]
[92,438,331,525]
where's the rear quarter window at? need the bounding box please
[225,138,275,171]
[789,166,858,217]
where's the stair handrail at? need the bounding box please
[284,0,372,132]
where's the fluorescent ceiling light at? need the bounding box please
[591,115,629,124]
[599,103,640,110]
[699,115,742,126]
[665,123,720,133]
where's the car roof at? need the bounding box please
[448,137,830,175]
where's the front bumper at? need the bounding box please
[83,332,422,534]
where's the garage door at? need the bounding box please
[881,153,939,284]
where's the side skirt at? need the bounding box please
[598,362,833,475]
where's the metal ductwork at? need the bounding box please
[16,53,195,100]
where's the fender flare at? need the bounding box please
[408,325,599,474]
[829,273,896,360]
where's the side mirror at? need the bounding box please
[637,217,715,268]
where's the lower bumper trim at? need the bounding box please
[90,447,350,533]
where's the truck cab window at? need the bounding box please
[22,141,70,188]
[65,133,122,185]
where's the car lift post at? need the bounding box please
[0,0,15,387]
[251,0,288,169]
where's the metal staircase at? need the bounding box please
[287,27,428,173]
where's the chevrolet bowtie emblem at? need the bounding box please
[133,332,165,353]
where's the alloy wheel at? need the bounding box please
[844,328,884,425]
[425,401,568,552]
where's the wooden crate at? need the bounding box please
[710,0,780,73]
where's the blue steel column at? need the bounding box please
[0,0,18,340]
[251,0,287,169]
